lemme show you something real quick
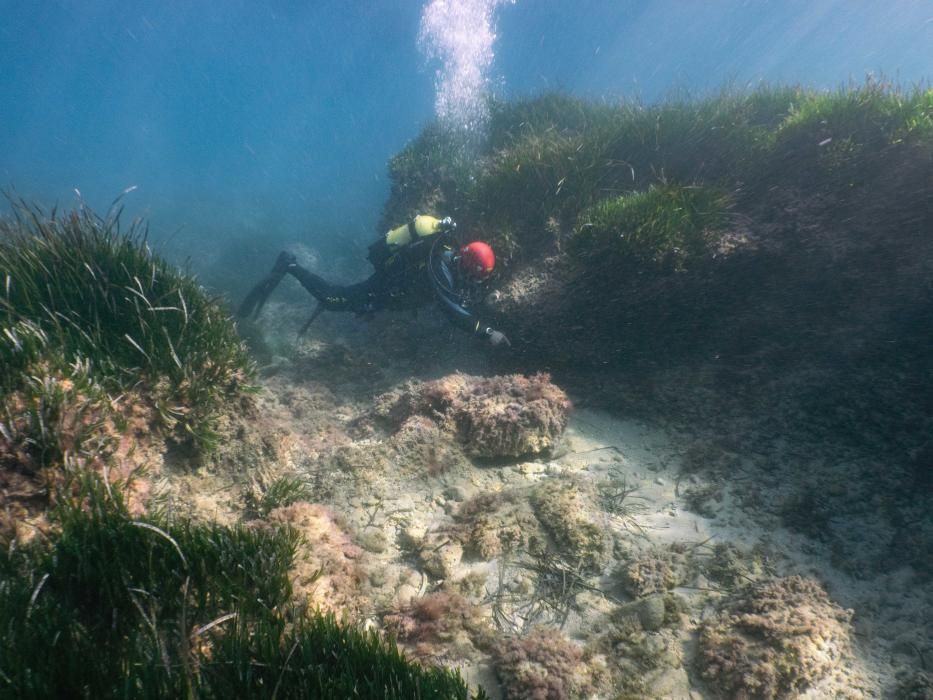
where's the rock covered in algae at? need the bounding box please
[617,545,688,598]
[492,626,605,700]
[530,478,608,573]
[418,533,464,580]
[896,668,933,700]
[260,502,369,617]
[1,380,161,545]
[382,591,493,664]
[373,372,571,459]
[698,575,853,699]
[453,490,546,560]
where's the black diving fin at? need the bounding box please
[236,252,296,319]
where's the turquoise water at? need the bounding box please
[1,0,930,268]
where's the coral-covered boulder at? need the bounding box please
[698,575,853,699]
[373,372,571,459]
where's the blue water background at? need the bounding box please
[1,0,931,284]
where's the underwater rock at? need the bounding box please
[613,595,669,634]
[389,414,470,475]
[617,545,688,598]
[454,490,546,561]
[324,441,393,474]
[399,523,428,551]
[382,591,492,664]
[357,526,388,553]
[0,381,162,545]
[896,668,933,700]
[262,502,369,617]
[591,597,688,698]
[0,472,48,546]
[373,372,571,459]
[393,583,421,607]
[492,626,603,700]
[634,593,667,631]
[698,575,853,700]
[204,395,302,476]
[698,542,767,589]
[530,478,608,573]
[419,531,464,580]
[324,414,468,479]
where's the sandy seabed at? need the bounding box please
[161,300,931,700]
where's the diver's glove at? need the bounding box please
[486,328,511,348]
[237,251,296,319]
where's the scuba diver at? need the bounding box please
[237,215,510,347]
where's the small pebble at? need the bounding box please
[655,477,665,486]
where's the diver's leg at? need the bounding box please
[239,250,382,319]
[237,252,297,319]
[286,266,345,308]
[288,268,382,315]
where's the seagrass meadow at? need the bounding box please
[0,473,482,699]
[381,80,933,572]
[1,79,932,699]
[0,203,483,699]
[0,201,253,450]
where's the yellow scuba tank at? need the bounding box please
[369,215,445,269]
[384,215,444,248]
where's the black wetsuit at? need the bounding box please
[239,230,496,339]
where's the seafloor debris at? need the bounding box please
[698,575,853,699]
[372,372,571,459]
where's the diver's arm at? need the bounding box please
[431,269,509,346]
[434,284,490,336]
